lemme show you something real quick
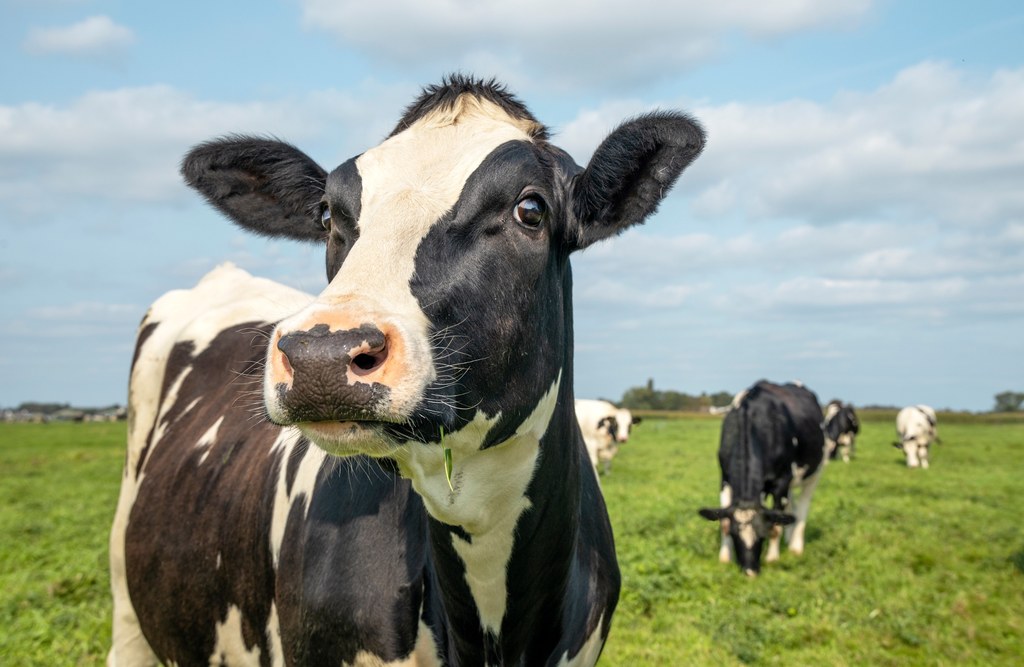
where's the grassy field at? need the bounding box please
[1,413,1022,665]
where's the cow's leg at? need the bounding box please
[718,484,733,563]
[784,472,820,556]
[919,444,929,469]
[765,523,782,562]
[905,441,920,468]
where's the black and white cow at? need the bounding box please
[108,76,705,666]
[894,404,938,468]
[824,399,860,463]
[574,399,641,475]
[698,380,826,576]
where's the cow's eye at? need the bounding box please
[320,205,332,230]
[514,195,546,229]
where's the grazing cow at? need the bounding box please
[895,405,938,468]
[574,399,642,474]
[698,380,826,576]
[824,399,860,463]
[108,76,705,666]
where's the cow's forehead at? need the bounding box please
[355,95,538,234]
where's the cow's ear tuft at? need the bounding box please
[182,136,328,242]
[568,112,705,250]
[698,507,730,521]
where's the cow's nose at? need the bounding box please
[277,323,389,382]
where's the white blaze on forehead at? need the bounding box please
[733,507,758,549]
[331,96,535,304]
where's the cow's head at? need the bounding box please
[613,409,641,443]
[182,76,704,459]
[698,503,795,575]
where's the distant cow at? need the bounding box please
[895,405,938,468]
[824,400,860,463]
[575,399,642,474]
[107,76,705,666]
[698,380,827,576]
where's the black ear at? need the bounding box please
[698,507,730,521]
[632,416,643,425]
[182,136,328,241]
[764,510,796,526]
[569,112,705,249]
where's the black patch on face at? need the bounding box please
[274,323,392,423]
[324,159,362,281]
[406,140,573,446]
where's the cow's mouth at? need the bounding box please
[297,420,406,458]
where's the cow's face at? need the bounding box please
[698,503,794,576]
[613,409,641,443]
[182,78,704,457]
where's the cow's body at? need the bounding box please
[109,77,704,666]
[574,399,640,474]
[895,405,938,468]
[699,380,826,576]
[824,400,860,463]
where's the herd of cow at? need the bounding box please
[106,77,940,666]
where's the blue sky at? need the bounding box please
[1,0,1022,411]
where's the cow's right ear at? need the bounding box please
[698,507,730,521]
[567,112,705,250]
[182,136,328,242]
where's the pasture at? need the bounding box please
[1,413,1022,665]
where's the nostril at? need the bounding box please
[350,346,387,376]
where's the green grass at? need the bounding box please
[600,413,1024,665]
[1,415,1022,665]
[1,422,124,665]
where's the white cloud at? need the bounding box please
[23,15,136,58]
[558,62,1024,229]
[0,82,410,216]
[299,0,871,88]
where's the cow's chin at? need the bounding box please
[297,421,403,458]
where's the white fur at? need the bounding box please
[896,405,937,469]
[574,399,636,473]
[396,374,560,637]
[210,605,263,666]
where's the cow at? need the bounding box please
[698,380,826,577]
[824,399,860,463]
[574,399,642,474]
[107,76,705,666]
[894,404,938,468]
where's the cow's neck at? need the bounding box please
[396,372,587,664]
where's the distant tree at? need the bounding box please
[16,402,69,415]
[993,391,1024,412]
[619,382,733,412]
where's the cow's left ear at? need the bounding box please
[568,112,705,250]
[698,507,730,521]
[632,416,643,425]
[182,136,328,242]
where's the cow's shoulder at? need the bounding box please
[127,263,313,457]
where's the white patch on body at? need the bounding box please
[396,374,561,638]
[268,427,326,568]
[196,415,225,465]
[555,614,606,667]
[210,605,263,666]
